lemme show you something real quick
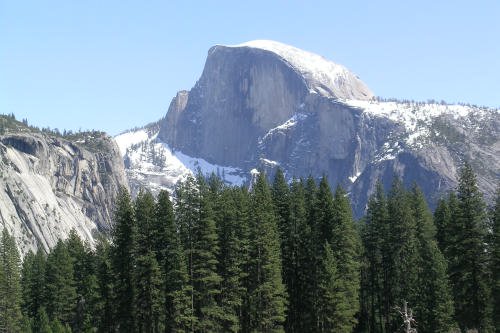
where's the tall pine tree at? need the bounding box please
[0,229,23,333]
[360,181,388,333]
[330,186,361,332]
[247,172,287,332]
[491,188,500,333]
[111,188,137,331]
[45,240,77,327]
[410,185,455,333]
[155,190,194,333]
[21,249,47,324]
[214,186,250,333]
[449,163,492,332]
[191,175,223,332]
[134,191,164,333]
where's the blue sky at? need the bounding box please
[1,1,499,135]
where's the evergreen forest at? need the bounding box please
[1,164,499,333]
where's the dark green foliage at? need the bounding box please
[272,168,290,244]
[191,175,224,332]
[155,190,194,332]
[316,242,341,332]
[449,163,492,332]
[330,186,361,332]
[50,319,72,333]
[385,178,419,332]
[360,181,388,333]
[45,240,77,327]
[315,177,336,246]
[135,252,164,333]
[359,181,456,333]
[110,188,137,331]
[0,229,23,332]
[434,197,451,254]
[34,307,53,333]
[410,186,455,333]
[21,249,47,322]
[65,230,100,332]
[214,186,250,333]
[134,191,165,332]
[10,168,497,332]
[93,237,114,333]
[135,191,157,254]
[492,189,500,333]
[283,179,315,333]
[247,172,287,332]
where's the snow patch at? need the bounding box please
[117,129,248,192]
[115,130,149,157]
[261,113,308,143]
[260,158,280,166]
[346,99,494,148]
[349,172,361,183]
[225,40,374,100]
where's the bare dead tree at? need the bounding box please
[395,301,417,333]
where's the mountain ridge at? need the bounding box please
[118,40,499,216]
[1,40,498,253]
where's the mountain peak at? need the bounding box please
[219,40,374,100]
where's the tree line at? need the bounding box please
[0,164,499,332]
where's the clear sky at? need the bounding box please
[1,1,499,135]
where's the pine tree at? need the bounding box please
[45,240,77,327]
[386,178,419,333]
[491,188,500,333]
[93,237,114,333]
[315,177,336,246]
[433,197,451,254]
[284,179,315,333]
[110,188,137,331]
[65,230,100,332]
[303,176,321,331]
[21,249,47,323]
[317,242,341,332]
[330,186,361,332]
[191,175,223,332]
[135,252,164,333]
[247,172,287,332]
[449,163,492,332]
[360,181,388,333]
[410,185,455,333]
[215,186,250,333]
[34,307,53,333]
[175,175,200,332]
[272,168,290,244]
[134,190,164,332]
[0,229,23,333]
[440,192,460,265]
[51,319,72,333]
[155,190,194,333]
[135,190,157,254]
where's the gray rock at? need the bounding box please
[0,131,127,255]
[124,41,499,217]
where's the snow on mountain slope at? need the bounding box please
[347,99,497,148]
[225,40,374,100]
[119,41,499,218]
[115,128,247,195]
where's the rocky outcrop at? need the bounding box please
[0,130,127,255]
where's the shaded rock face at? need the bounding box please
[159,45,310,167]
[135,41,499,217]
[0,132,127,255]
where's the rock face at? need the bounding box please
[0,125,127,255]
[118,40,499,217]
